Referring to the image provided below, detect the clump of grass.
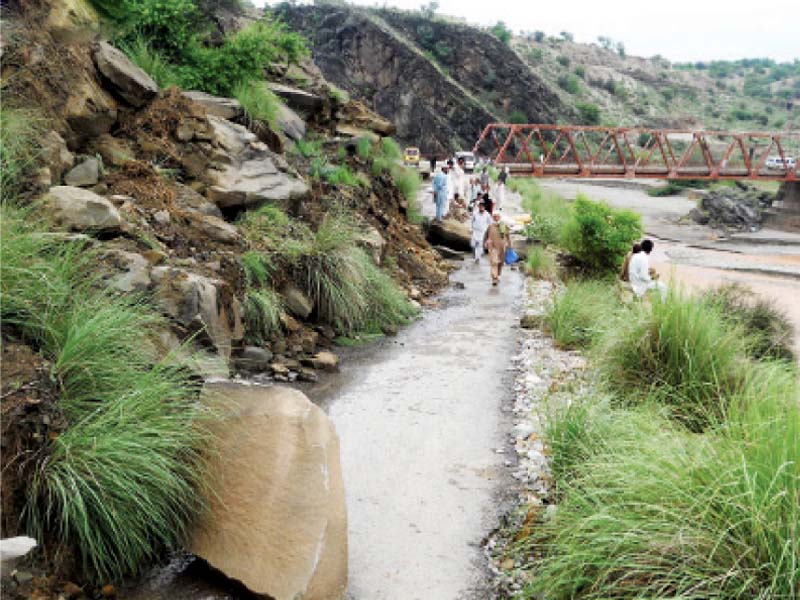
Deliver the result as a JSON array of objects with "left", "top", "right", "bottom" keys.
[
  {"left": 1, "top": 203, "right": 208, "bottom": 582},
  {"left": 513, "top": 178, "right": 573, "bottom": 246},
  {"left": 292, "top": 138, "right": 322, "bottom": 159},
  {"left": 704, "top": 283, "right": 795, "bottom": 362},
  {"left": 238, "top": 203, "right": 293, "bottom": 243},
  {"left": 243, "top": 288, "right": 283, "bottom": 343},
  {"left": 525, "top": 246, "right": 557, "bottom": 279},
  {"left": 594, "top": 288, "right": 750, "bottom": 431},
  {"left": 529, "top": 373, "right": 799, "bottom": 599},
  {"left": 356, "top": 137, "right": 373, "bottom": 160},
  {"left": 544, "top": 280, "right": 618, "bottom": 349},
  {"left": 240, "top": 250, "right": 275, "bottom": 287},
  {"left": 0, "top": 107, "right": 45, "bottom": 198},
  {"left": 123, "top": 35, "right": 180, "bottom": 88},
  {"left": 233, "top": 79, "right": 282, "bottom": 130}
]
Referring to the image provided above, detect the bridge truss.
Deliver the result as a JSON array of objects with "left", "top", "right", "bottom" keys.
[{"left": 473, "top": 124, "right": 800, "bottom": 181}]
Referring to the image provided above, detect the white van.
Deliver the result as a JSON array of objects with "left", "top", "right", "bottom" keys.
[{"left": 765, "top": 156, "right": 797, "bottom": 170}]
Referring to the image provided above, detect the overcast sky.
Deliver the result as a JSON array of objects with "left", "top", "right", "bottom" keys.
[{"left": 259, "top": 0, "right": 798, "bottom": 63}]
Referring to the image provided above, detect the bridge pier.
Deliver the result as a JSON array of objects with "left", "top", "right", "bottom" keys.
[{"left": 764, "top": 182, "right": 800, "bottom": 232}]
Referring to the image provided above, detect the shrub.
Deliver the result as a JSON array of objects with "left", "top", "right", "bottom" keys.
[
  {"left": 1, "top": 204, "right": 207, "bottom": 581},
  {"left": 704, "top": 283, "right": 795, "bottom": 362},
  {"left": 557, "top": 74, "right": 581, "bottom": 94},
  {"left": 576, "top": 102, "right": 600, "bottom": 125},
  {"left": 544, "top": 280, "right": 618, "bottom": 349},
  {"left": 490, "top": 21, "right": 512, "bottom": 45},
  {"left": 573, "top": 65, "right": 585, "bottom": 79},
  {"left": 509, "top": 109, "right": 528, "bottom": 124},
  {"left": 594, "top": 290, "right": 754, "bottom": 431},
  {"left": 238, "top": 203, "right": 292, "bottom": 243},
  {"left": 525, "top": 246, "right": 557, "bottom": 280},
  {"left": 561, "top": 195, "right": 642, "bottom": 273},
  {"left": 123, "top": 35, "right": 180, "bottom": 87},
  {"left": 292, "top": 138, "right": 322, "bottom": 159},
  {"left": 513, "top": 178, "right": 573, "bottom": 245},
  {"left": 0, "top": 107, "right": 44, "bottom": 199},
  {"left": 356, "top": 137, "right": 373, "bottom": 160},
  {"left": 556, "top": 55, "right": 570, "bottom": 67},
  {"left": 233, "top": 80, "right": 281, "bottom": 129}
]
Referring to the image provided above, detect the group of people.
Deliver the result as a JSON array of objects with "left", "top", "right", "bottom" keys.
[
  {"left": 433, "top": 160, "right": 512, "bottom": 287},
  {"left": 620, "top": 238, "right": 667, "bottom": 299}
]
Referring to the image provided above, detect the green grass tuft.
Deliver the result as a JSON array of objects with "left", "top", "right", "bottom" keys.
[
  {"left": 122, "top": 35, "right": 180, "bottom": 88},
  {"left": 243, "top": 288, "right": 283, "bottom": 343},
  {"left": 525, "top": 246, "right": 557, "bottom": 279},
  {"left": 545, "top": 280, "right": 618, "bottom": 349},
  {"left": 233, "top": 80, "right": 282, "bottom": 130},
  {"left": 0, "top": 107, "right": 45, "bottom": 199},
  {"left": 240, "top": 251, "right": 275, "bottom": 288}
]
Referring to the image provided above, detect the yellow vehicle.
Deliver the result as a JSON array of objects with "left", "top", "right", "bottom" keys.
[{"left": 403, "top": 147, "right": 421, "bottom": 166}]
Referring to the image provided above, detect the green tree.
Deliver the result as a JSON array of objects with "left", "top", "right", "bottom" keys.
[
  {"left": 576, "top": 102, "right": 600, "bottom": 125},
  {"left": 491, "top": 21, "right": 512, "bottom": 45}
]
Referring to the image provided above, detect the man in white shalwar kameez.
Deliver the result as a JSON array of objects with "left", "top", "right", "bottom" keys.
[
  {"left": 629, "top": 239, "right": 666, "bottom": 299},
  {"left": 470, "top": 201, "right": 492, "bottom": 262}
]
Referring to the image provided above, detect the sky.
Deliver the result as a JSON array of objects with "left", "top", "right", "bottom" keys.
[{"left": 259, "top": 0, "right": 799, "bottom": 63}]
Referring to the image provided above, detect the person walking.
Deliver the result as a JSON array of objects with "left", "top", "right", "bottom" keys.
[
  {"left": 470, "top": 201, "right": 492, "bottom": 262},
  {"left": 432, "top": 164, "right": 449, "bottom": 223},
  {"left": 496, "top": 165, "right": 509, "bottom": 211},
  {"left": 628, "top": 239, "right": 666, "bottom": 299},
  {"left": 483, "top": 212, "right": 510, "bottom": 286}
]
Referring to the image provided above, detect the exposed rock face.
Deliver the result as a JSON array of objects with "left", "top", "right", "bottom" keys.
[
  {"left": 101, "top": 249, "right": 152, "bottom": 293},
  {"left": 182, "top": 91, "right": 244, "bottom": 120},
  {"left": 43, "top": 186, "right": 122, "bottom": 232},
  {"left": 427, "top": 218, "right": 472, "bottom": 251},
  {"left": 690, "top": 186, "right": 774, "bottom": 231},
  {"left": 278, "top": 5, "right": 565, "bottom": 153},
  {"left": 204, "top": 116, "right": 308, "bottom": 209},
  {"left": 63, "top": 157, "right": 101, "bottom": 187},
  {"left": 93, "top": 42, "right": 159, "bottom": 107},
  {"left": 268, "top": 82, "right": 325, "bottom": 112},
  {"left": 191, "top": 383, "right": 348, "bottom": 600},
  {"left": 150, "top": 267, "right": 243, "bottom": 362},
  {"left": 276, "top": 102, "right": 307, "bottom": 141}
]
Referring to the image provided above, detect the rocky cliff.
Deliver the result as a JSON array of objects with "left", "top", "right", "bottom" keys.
[{"left": 278, "top": 4, "right": 567, "bottom": 155}]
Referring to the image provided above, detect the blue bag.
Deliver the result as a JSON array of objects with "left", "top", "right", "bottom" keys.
[{"left": 505, "top": 247, "right": 519, "bottom": 264}]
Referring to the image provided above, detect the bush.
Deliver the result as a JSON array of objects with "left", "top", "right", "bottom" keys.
[
  {"left": 1, "top": 204, "right": 207, "bottom": 581},
  {"left": 544, "top": 280, "right": 618, "bottom": 349},
  {"left": 513, "top": 178, "right": 573, "bottom": 246},
  {"left": 576, "top": 102, "right": 600, "bottom": 125},
  {"left": 525, "top": 246, "right": 557, "bottom": 280},
  {"left": 556, "top": 55, "right": 570, "bottom": 67},
  {"left": 490, "top": 21, "right": 512, "bottom": 45},
  {"left": 561, "top": 195, "right": 642, "bottom": 273},
  {"left": 530, "top": 377, "right": 799, "bottom": 599},
  {"left": 292, "top": 138, "right": 322, "bottom": 159},
  {"left": 704, "top": 283, "right": 795, "bottom": 362},
  {"left": 557, "top": 74, "right": 581, "bottom": 94},
  {"left": 123, "top": 35, "right": 180, "bottom": 87}
]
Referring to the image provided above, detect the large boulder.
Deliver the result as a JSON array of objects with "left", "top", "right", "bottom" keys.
[
  {"left": 204, "top": 116, "right": 308, "bottom": 209},
  {"left": 182, "top": 91, "right": 244, "bottom": 120},
  {"left": 150, "top": 267, "right": 243, "bottom": 362},
  {"left": 282, "top": 284, "right": 313, "bottom": 319},
  {"left": 41, "top": 130, "right": 75, "bottom": 183},
  {"left": 191, "top": 383, "right": 348, "bottom": 600},
  {"left": 267, "top": 82, "right": 324, "bottom": 112},
  {"left": 101, "top": 249, "right": 151, "bottom": 293},
  {"left": 64, "top": 80, "right": 118, "bottom": 141},
  {"left": 276, "top": 103, "right": 307, "bottom": 141},
  {"left": 43, "top": 186, "right": 122, "bottom": 232},
  {"left": 193, "top": 213, "right": 241, "bottom": 244},
  {"left": 93, "top": 42, "right": 159, "bottom": 107},
  {"left": 427, "top": 218, "right": 472, "bottom": 252}
]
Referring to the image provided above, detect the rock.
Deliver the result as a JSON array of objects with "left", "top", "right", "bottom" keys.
[
  {"left": 175, "top": 184, "right": 223, "bottom": 218},
  {"left": 101, "top": 249, "right": 151, "bottom": 293},
  {"left": 434, "top": 245, "right": 465, "bottom": 260},
  {"left": 33, "top": 166, "right": 52, "bottom": 190},
  {"left": 64, "top": 157, "right": 101, "bottom": 187},
  {"left": 153, "top": 210, "right": 171, "bottom": 225},
  {"left": 235, "top": 346, "right": 274, "bottom": 372},
  {"left": 43, "top": 186, "right": 122, "bottom": 232},
  {"left": 356, "top": 225, "right": 386, "bottom": 265},
  {"left": 346, "top": 100, "right": 396, "bottom": 136},
  {"left": 281, "top": 284, "right": 313, "bottom": 319},
  {"left": 195, "top": 214, "right": 241, "bottom": 244},
  {"left": 267, "top": 82, "right": 324, "bottom": 112},
  {"left": 520, "top": 313, "right": 544, "bottom": 330},
  {"left": 100, "top": 584, "right": 116, "bottom": 597},
  {"left": 41, "top": 130, "right": 74, "bottom": 183},
  {"left": 204, "top": 116, "right": 308, "bottom": 209},
  {"left": 190, "top": 383, "right": 347, "bottom": 600},
  {"left": 275, "top": 103, "right": 306, "bottom": 141},
  {"left": 182, "top": 91, "right": 244, "bottom": 120},
  {"left": 62, "top": 581, "right": 84, "bottom": 598},
  {"left": 334, "top": 124, "right": 379, "bottom": 143},
  {"left": 298, "top": 368, "right": 319, "bottom": 382},
  {"left": 693, "top": 186, "right": 772, "bottom": 231},
  {"left": 150, "top": 267, "right": 243, "bottom": 362},
  {"left": 270, "top": 362, "right": 290, "bottom": 376},
  {"left": 142, "top": 249, "right": 168, "bottom": 265},
  {"left": 64, "top": 81, "right": 118, "bottom": 141},
  {"left": 427, "top": 218, "right": 472, "bottom": 252},
  {"left": 93, "top": 41, "right": 159, "bottom": 107},
  {"left": 309, "top": 351, "right": 339, "bottom": 372},
  {"left": 90, "top": 134, "right": 134, "bottom": 167}
]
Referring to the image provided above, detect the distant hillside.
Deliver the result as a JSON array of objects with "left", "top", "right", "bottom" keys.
[{"left": 277, "top": 4, "right": 566, "bottom": 155}]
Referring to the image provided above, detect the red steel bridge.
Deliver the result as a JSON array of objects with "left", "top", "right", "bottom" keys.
[{"left": 473, "top": 124, "right": 800, "bottom": 182}]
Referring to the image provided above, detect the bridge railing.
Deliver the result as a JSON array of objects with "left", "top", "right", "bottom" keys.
[{"left": 473, "top": 124, "right": 800, "bottom": 181}]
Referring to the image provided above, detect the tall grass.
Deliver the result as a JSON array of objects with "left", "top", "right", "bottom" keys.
[
  {"left": 528, "top": 372, "right": 799, "bottom": 599},
  {"left": 544, "top": 280, "right": 618, "bottom": 349},
  {"left": 123, "top": 35, "right": 180, "bottom": 88},
  {"left": 0, "top": 107, "right": 44, "bottom": 198},
  {"left": 233, "top": 80, "right": 281, "bottom": 130},
  {"left": 513, "top": 178, "right": 573, "bottom": 246},
  {"left": 594, "top": 288, "right": 752, "bottom": 431},
  {"left": 1, "top": 204, "right": 208, "bottom": 581},
  {"left": 244, "top": 288, "right": 283, "bottom": 343},
  {"left": 525, "top": 246, "right": 557, "bottom": 279}
]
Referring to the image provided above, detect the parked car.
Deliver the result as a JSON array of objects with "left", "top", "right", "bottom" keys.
[
  {"left": 454, "top": 151, "right": 476, "bottom": 172},
  {"left": 403, "top": 147, "right": 421, "bottom": 166},
  {"left": 765, "top": 155, "right": 797, "bottom": 170}
]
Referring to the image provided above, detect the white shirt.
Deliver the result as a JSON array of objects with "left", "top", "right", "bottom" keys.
[
  {"left": 471, "top": 210, "right": 492, "bottom": 241},
  {"left": 628, "top": 252, "right": 652, "bottom": 297}
]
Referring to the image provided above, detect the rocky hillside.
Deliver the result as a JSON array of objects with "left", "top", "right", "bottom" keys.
[{"left": 277, "top": 4, "right": 566, "bottom": 155}]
